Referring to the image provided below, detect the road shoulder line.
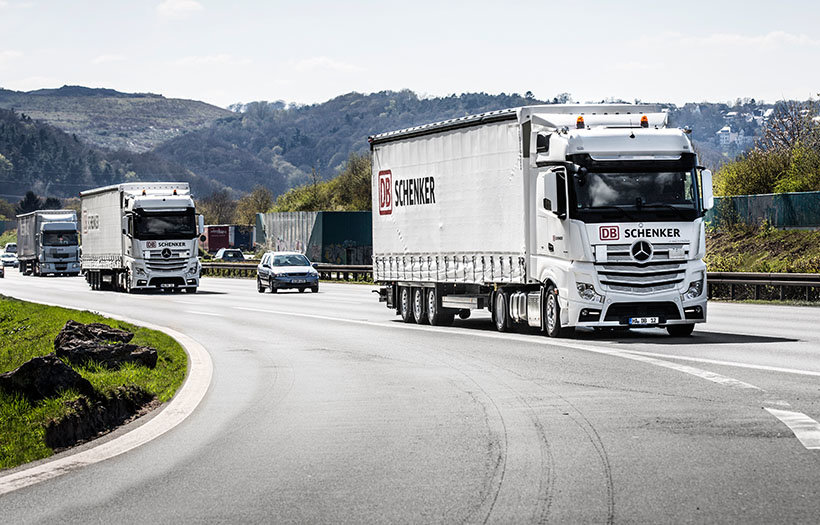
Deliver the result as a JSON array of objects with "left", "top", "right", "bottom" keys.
[{"left": 0, "top": 304, "right": 213, "bottom": 496}]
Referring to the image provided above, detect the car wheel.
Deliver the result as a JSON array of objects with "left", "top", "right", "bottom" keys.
[
  {"left": 257, "top": 278, "right": 266, "bottom": 293},
  {"left": 299, "top": 287, "right": 306, "bottom": 293},
  {"left": 311, "top": 285, "right": 319, "bottom": 293}
]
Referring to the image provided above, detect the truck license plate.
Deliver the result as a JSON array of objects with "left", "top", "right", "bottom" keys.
[
  {"left": 629, "top": 317, "right": 659, "bottom": 325},
  {"left": 161, "top": 283, "right": 174, "bottom": 288}
]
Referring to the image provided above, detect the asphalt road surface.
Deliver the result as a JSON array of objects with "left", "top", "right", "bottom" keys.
[{"left": 1, "top": 271, "right": 819, "bottom": 523}]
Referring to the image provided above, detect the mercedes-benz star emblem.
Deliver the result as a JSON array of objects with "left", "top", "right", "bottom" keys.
[
  {"left": 631, "top": 240, "right": 652, "bottom": 262},
  {"left": 161, "top": 248, "right": 172, "bottom": 259}
]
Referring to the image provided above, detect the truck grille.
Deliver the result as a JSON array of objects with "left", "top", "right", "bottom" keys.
[
  {"left": 596, "top": 243, "right": 689, "bottom": 294},
  {"left": 146, "top": 249, "right": 187, "bottom": 272}
]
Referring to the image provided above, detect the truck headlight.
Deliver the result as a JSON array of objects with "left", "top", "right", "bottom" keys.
[
  {"left": 134, "top": 266, "right": 147, "bottom": 276},
  {"left": 576, "top": 282, "right": 604, "bottom": 303},
  {"left": 682, "top": 275, "right": 704, "bottom": 300}
]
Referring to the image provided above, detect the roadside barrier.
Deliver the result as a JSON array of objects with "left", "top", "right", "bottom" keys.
[
  {"left": 707, "top": 272, "right": 820, "bottom": 301},
  {"left": 200, "top": 262, "right": 373, "bottom": 282},
  {"left": 200, "top": 263, "right": 818, "bottom": 300}
]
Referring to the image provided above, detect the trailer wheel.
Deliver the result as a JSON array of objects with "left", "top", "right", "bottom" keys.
[
  {"left": 666, "top": 324, "right": 695, "bottom": 337},
  {"left": 427, "top": 288, "right": 454, "bottom": 327},
  {"left": 412, "top": 288, "right": 429, "bottom": 324},
  {"left": 493, "top": 291, "right": 510, "bottom": 332},
  {"left": 399, "top": 286, "right": 415, "bottom": 323}
]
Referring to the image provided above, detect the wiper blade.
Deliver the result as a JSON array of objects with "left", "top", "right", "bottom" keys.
[
  {"left": 582, "top": 205, "right": 639, "bottom": 221},
  {"left": 641, "top": 203, "right": 692, "bottom": 219}
]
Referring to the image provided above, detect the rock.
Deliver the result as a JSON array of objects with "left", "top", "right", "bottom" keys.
[
  {"left": 0, "top": 355, "right": 95, "bottom": 402},
  {"left": 54, "top": 320, "right": 157, "bottom": 369},
  {"left": 54, "top": 320, "right": 133, "bottom": 352}
]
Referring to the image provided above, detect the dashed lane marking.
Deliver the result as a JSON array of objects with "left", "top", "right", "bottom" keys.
[{"left": 765, "top": 408, "right": 820, "bottom": 449}]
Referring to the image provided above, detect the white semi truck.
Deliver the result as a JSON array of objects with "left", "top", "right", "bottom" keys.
[
  {"left": 16, "top": 209, "right": 81, "bottom": 276},
  {"left": 370, "top": 104, "right": 714, "bottom": 337},
  {"left": 80, "top": 182, "right": 204, "bottom": 293}
]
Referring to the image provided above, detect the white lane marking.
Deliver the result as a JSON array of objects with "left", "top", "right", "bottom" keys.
[
  {"left": 621, "top": 350, "right": 820, "bottom": 378},
  {"left": 232, "top": 306, "right": 760, "bottom": 391},
  {"left": 173, "top": 300, "right": 201, "bottom": 305},
  {"left": 765, "top": 408, "right": 820, "bottom": 449},
  {"left": 0, "top": 309, "right": 213, "bottom": 496},
  {"left": 185, "top": 310, "right": 222, "bottom": 317}
]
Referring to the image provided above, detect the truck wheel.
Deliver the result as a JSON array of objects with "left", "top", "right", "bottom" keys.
[
  {"left": 257, "top": 278, "right": 266, "bottom": 293},
  {"left": 413, "top": 288, "right": 429, "bottom": 325},
  {"left": 493, "top": 291, "right": 510, "bottom": 332},
  {"left": 399, "top": 286, "right": 415, "bottom": 323},
  {"left": 667, "top": 324, "right": 695, "bottom": 337},
  {"left": 544, "top": 285, "right": 573, "bottom": 338},
  {"left": 427, "top": 288, "right": 454, "bottom": 326}
]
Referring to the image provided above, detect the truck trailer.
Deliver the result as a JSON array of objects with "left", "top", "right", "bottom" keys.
[
  {"left": 16, "top": 209, "right": 81, "bottom": 276},
  {"left": 370, "top": 104, "right": 714, "bottom": 337},
  {"left": 80, "top": 182, "right": 204, "bottom": 293}
]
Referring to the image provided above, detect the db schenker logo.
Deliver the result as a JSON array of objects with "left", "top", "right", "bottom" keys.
[
  {"left": 378, "top": 170, "right": 392, "bottom": 215},
  {"left": 599, "top": 225, "right": 619, "bottom": 241}
]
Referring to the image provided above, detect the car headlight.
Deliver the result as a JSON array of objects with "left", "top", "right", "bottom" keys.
[
  {"left": 576, "top": 282, "right": 604, "bottom": 303},
  {"left": 682, "top": 275, "right": 704, "bottom": 300}
]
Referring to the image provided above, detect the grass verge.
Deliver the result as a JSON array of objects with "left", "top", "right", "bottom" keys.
[
  {"left": 0, "top": 295, "right": 186, "bottom": 470},
  {"left": 705, "top": 225, "right": 820, "bottom": 273}
]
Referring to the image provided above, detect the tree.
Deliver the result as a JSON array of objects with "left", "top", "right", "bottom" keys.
[
  {"left": 235, "top": 186, "right": 274, "bottom": 226},
  {"left": 15, "top": 191, "right": 42, "bottom": 215},
  {"left": 42, "top": 197, "right": 62, "bottom": 210},
  {"left": 198, "top": 190, "right": 236, "bottom": 224},
  {"left": 0, "top": 198, "right": 15, "bottom": 220}
]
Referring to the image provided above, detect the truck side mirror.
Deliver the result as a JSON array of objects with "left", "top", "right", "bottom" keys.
[
  {"left": 543, "top": 170, "right": 567, "bottom": 219},
  {"left": 198, "top": 214, "right": 205, "bottom": 235},
  {"left": 701, "top": 169, "right": 714, "bottom": 211},
  {"left": 121, "top": 216, "right": 129, "bottom": 236}
]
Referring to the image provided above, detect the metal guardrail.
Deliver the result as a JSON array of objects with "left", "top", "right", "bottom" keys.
[
  {"left": 200, "top": 262, "right": 373, "bottom": 281},
  {"left": 200, "top": 263, "right": 819, "bottom": 300},
  {"left": 707, "top": 272, "right": 820, "bottom": 301}
]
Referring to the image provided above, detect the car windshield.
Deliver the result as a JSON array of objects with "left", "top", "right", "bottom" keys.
[
  {"left": 222, "top": 251, "right": 243, "bottom": 259},
  {"left": 273, "top": 254, "right": 310, "bottom": 267},
  {"left": 43, "top": 231, "right": 78, "bottom": 246},
  {"left": 134, "top": 209, "right": 197, "bottom": 240}
]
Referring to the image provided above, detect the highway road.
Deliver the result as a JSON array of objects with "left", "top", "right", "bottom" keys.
[{"left": 1, "top": 271, "right": 819, "bottom": 523}]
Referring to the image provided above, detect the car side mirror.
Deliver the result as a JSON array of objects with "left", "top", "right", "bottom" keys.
[{"left": 701, "top": 169, "right": 714, "bottom": 211}]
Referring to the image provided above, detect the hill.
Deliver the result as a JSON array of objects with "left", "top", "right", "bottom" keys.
[
  {"left": 0, "top": 108, "right": 224, "bottom": 200},
  {"left": 0, "top": 86, "right": 231, "bottom": 153}
]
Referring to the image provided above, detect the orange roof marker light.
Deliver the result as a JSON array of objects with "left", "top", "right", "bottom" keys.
[
  {"left": 640, "top": 115, "right": 649, "bottom": 128},
  {"left": 142, "top": 189, "right": 147, "bottom": 195},
  {"left": 576, "top": 116, "right": 585, "bottom": 129},
  {"left": 173, "top": 189, "right": 178, "bottom": 195}
]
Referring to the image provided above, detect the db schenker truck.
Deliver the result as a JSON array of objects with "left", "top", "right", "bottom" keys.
[
  {"left": 80, "top": 182, "right": 204, "bottom": 293},
  {"left": 16, "top": 210, "right": 81, "bottom": 276},
  {"left": 370, "top": 104, "right": 714, "bottom": 337}
]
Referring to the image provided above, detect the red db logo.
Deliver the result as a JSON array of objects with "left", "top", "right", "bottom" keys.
[
  {"left": 378, "top": 170, "right": 392, "bottom": 215},
  {"left": 599, "top": 225, "right": 619, "bottom": 241}
]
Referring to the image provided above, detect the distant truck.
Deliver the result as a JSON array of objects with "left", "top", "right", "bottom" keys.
[
  {"left": 370, "top": 104, "right": 714, "bottom": 337},
  {"left": 16, "top": 210, "right": 81, "bottom": 276},
  {"left": 80, "top": 182, "right": 204, "bottom": 293},
  {"left": 200, "top": 224, "right": 255, "bottom": 253}
]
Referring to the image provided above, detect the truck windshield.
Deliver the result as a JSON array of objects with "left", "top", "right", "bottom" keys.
[
  {"left": 133, "top": 209, "right": 197, "bottom": 240},
  {"left": 43, "top": 231, "right": 78, "bottom": 246}
]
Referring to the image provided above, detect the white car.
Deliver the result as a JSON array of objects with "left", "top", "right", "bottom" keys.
[
  {"left": 0, "top": 252, "right": 18, "bottom": 268},
  {"left": 256, "top": 251, "right": 320, "bottom": 293}
]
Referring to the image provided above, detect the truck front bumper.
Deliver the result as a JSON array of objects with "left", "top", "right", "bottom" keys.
[
  {"left": 566, "top": 289, "right": 707, "bottom": 328},
  {"left": 40, "top": 261, "right": 81, "bottom": 275}
]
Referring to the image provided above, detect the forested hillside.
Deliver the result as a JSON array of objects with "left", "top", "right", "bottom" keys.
[
  {"left": 0, "top": 109, "right": 223, "bottom": 200},
  {"left": 0, "top": 86, "right": 230, "bottom": 152}
]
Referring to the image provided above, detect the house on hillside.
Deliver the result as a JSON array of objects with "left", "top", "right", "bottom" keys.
[{"left": 716, "top": 125, "right": 738, "bottom": 146}]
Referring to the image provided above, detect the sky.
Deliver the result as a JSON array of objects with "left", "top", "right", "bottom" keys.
[{"left": 0, "top": 0, "right": 818, "bottom": 108}]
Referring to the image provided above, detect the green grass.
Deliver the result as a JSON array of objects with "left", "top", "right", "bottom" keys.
[
  {"left": 0, "top": 296, "right": 186, "bottom": 469},
  {"left": 705, "top": 225, "right": 820, "bottom": 273}
]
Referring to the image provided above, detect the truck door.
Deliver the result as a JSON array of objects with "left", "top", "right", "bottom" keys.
[{"left": 535, "top": 169, "right": 568, "bottom": 257}]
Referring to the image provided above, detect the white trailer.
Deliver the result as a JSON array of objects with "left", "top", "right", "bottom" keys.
[
  {"left": 370, "top": 105, "right": 714, "bottom": 337},
  {"left": 16, "top": 210, "right": 81, "bottom": 276},
  {"left": 80, "top": 182, "right": 204, "bottom": 293}
]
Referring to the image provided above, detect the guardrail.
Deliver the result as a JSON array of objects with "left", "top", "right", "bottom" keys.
[
  {"left": 200, "top": 263, "right": 819, "bottom": 300},
  {"left": 707, "top": 272, "right": 820, "bottom": 301},
  {"left": 200, "top": 262, "right": 373, "bottom": 282}
]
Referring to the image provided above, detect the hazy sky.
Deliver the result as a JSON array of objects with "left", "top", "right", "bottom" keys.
[{"left": 1, "top": 0, "right": 818, "bottom": 108}]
